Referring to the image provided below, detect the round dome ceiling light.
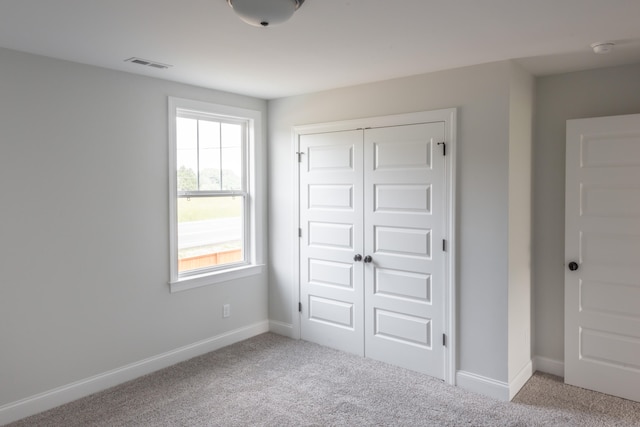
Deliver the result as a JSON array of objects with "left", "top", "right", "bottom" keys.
[
  {"left": 590, "top": 42, "right": 615, "bottom": 54},
  {"left": 227, "top": 0, "right": 305, "bottom": 27}
]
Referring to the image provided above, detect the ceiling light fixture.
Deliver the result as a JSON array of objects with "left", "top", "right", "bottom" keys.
[
  {"left": 227, "top": 0, "right": 305, "bottom": 27},
  {"left": 590, "top": 42, "right": 615, "bottom": 54}
]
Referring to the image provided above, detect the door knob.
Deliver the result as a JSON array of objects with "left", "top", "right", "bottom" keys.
[
  {"left": 353, "top": 254, "right": 362, "bottom": 262},
  {"left": 363, "top": 255, "right": 372, "bottom": 263},
  {"left": 568, "top": 261, "right": 579, "bottom": 271}
]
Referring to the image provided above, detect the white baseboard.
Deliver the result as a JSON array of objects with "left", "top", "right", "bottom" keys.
[
  {"left": 533, "top": 355, "right": 564, "bottom": 377},
  {"left": 0, "top": 320, "right": 269, "bottom": 426},
  {"left": 509, "top": 360, "right": 533, "bottom": 400},
  {"left": 457, "top": 360, "right": 534, "bottom": 402},
  {"left": 456, "top": 370, "right": 510, "bottom": 401},
  {"left": 269, "top": 320, "right": 294, "bottom": 338}
]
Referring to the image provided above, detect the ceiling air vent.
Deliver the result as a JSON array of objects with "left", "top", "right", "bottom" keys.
[{"left": 124, "top": 57, "right": 172, "bottom": 70}]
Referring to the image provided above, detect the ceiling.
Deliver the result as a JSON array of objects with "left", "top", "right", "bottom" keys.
[{"left": 1, "top": 0, "right": 640, "bottom": 99}]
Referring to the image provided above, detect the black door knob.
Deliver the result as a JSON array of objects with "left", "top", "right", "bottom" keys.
[
  {"left": 363, "top": 255, "right": 372, "bottom": 263},
  {"left": 568, "top": 262, "right": 579, "bottom": 271},
  {"left": 353, "top": 254, "right": 362, "bottom": 262}
]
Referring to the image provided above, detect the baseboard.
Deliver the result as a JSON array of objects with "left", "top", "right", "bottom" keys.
[
  {"left": 456, "top": 371, "right": 510, "bottom": 401},
  {"left": 509, "top": 360, "right": 533, "bottom": 400},
  {"left": 269, "top": 320, "right": 294, "bottom": 338},
  {"left": 533, "top": 355, "right": 564, "bottom": 377},
  {"left": 0, "top": 320, "right": 269, "bottom": 426}
]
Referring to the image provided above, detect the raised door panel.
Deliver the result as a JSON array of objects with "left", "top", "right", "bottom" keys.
[{"left": 374, "top": 268, "right": 432, "bottom": 303}]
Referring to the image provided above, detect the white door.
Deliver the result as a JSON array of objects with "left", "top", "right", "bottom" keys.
[
  {"left": 565, "top": 113, "right": 640, "bottom": 402},
  {"left": 299, "top": 121, "right": 447, "bottom": 379},
  {"left": 299, "top": 130, "right": 365, "bottom": 355},
  {"left": 363, "top": 123, "right": 445, "bottom": 378}
]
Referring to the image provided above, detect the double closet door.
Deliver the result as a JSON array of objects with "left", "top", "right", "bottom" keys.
[{"left": 298, "top": 121, "right": 447, "bottom": 379}]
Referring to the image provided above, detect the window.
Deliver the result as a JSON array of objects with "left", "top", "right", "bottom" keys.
[{"left": 168, "top": 98, "right": 263, "bottom": 292}]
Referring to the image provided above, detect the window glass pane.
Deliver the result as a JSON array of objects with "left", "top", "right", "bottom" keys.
[
  {"left": 198, "top": 120, "right": 221, "bottom": 191},
  {"left": 177, "top": 196, "right": 244, "bottom": 273},
  {"left": 176, "top": 118, "right": 198, "bottom": 191},
  {"left": 221, "top": 123, "right": 243, "bottom": 191}
]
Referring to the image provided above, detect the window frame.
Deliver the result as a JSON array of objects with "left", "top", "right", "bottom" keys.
[{"left": 168, "top": 97, "right": 263, "bottom": 292}]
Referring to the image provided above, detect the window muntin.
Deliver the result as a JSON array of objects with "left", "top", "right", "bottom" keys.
[{"left": 176, "top": 117, "right": 244, "bottom": 192}]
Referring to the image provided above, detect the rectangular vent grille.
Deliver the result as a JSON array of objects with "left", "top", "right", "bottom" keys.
[{"left": 125, "top": 57, "right": 171, "bottom": 70}]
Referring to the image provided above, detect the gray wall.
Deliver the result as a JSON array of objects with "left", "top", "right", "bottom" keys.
[
  {"left": 0, "top": 48, "right": 268, "bottom": 406},
  {"left": 533, "top": 62, "right": 640, "bottom": 363},
  {"left": 268, "top": 61, "right": 517, "bottom": 382}
]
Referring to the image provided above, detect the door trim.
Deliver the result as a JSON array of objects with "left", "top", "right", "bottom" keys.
[{"left": 292, "top": 108, "right": 457, "bottom": 384}]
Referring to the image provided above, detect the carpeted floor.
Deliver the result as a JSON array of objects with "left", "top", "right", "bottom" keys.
[{"left": 7, "top": 333, "right": 640, "bottom": 426}]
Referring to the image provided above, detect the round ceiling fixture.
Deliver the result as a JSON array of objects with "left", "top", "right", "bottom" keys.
[
  {"left": 590, "top": 42, "right": 615, "bottom": 54},
  {"left": 227, "top": 0, "right": 305, "bottom": 27}
]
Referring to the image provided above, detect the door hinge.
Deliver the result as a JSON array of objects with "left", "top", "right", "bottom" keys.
[
  {"left": 437, "top": 142, "right": 446, "bottom": 156},
  {"left": 298, "top": 228, "right": 302, "bottom": 238},
  {"left": 296, "top": 151, "right": 304, "bottom": 162},
  {"left": 443, "top": 333, "right": 446, "bottom": 346},
  {"left": 298, "top": 302, "right": 302, "bottom": 312},
  {"left": 442, "top": 239, "right": 446, "bottom": 252}
]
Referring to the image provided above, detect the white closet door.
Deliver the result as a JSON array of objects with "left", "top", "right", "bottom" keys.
[
  {"left": 363, "top": 123, "right": 446, "bottom": 379},
  {"left": 298, "top": 117, "right": 450, "bottom": 381},
  {"left": 299, "top": 130, "right": 364, "bottom": 356},
  {"left": 565, "top": 113, "right": 640, "bottom": 402}
]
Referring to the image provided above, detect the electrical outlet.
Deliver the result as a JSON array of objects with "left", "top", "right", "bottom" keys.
[{"left": 223, "top": 304, "right": 231, "bottom": 318}]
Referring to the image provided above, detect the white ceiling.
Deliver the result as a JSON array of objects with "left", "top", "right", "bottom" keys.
[{"left": 1, "top": 0, "right": 640, "bottom": 99}]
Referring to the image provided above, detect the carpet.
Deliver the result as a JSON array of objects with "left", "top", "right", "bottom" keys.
[{"left": 7, "top": 333, "right": 640, "bottom": 426}]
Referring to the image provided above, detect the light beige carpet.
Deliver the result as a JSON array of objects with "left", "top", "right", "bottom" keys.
[{"left": 7, "top": 333, "right": 640, "bottom": 426}]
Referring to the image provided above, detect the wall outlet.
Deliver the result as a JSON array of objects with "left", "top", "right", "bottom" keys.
[{"left": 223, "top": 304, "right": 231, "bottom": 318}]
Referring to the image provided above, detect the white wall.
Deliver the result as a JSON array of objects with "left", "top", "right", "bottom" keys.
[
  {"left": 0, "top": 47, "right": 268, "bottom": 412},
  {"left": 268, "top": 61, "right": 516, "bottom": 383},
  {"left": 533, "top": 62, "right": 640, "bottom": 368}
]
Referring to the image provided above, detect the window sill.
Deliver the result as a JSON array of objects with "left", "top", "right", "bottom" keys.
[{"left": 169, "top": 264, "right": 264, "bottom": 293}]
